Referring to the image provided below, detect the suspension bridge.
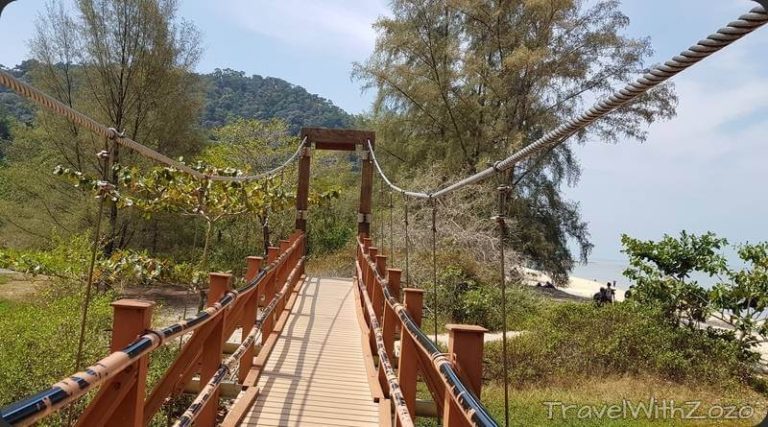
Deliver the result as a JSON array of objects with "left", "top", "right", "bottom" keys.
[{"left": 0, "top": 3, "right": 767, "bottom": 427}]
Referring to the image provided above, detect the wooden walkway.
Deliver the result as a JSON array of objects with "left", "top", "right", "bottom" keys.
[{"left": 240, "top": 277, "right": 379, "bottom": 426}]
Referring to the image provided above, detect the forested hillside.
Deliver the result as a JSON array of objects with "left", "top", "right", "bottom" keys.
[
  {"left": 202, "top": 69, "right": 353, "bottom": 132},
  {"left": 0, "top": 63, "right": 352, "bottom": 134}
]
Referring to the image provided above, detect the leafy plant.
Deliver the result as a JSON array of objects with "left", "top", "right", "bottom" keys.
[{"left": 621, "top": 231, "right": 727, "bottom": 327}]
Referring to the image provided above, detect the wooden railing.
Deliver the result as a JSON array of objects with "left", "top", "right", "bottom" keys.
[
  {"left": 0, "top": 231, "right": 306, "bottom": 427},
  {"left": 355, "top": 237, "right": 498, "bottom": 427}
]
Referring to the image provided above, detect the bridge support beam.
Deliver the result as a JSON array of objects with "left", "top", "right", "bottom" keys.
[
  {"left": 295, "top": 145, "right": 311, "bottom": 231},
  {"left": 443, "top": 324, "right": 488, "bottom": 427},
  {"left": 76, "top": 299, "right": 154, "bottom": 427}
]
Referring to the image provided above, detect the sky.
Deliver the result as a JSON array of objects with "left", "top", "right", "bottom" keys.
[{"left": 1, "top": 0, "right": 767, "bottom": 279}]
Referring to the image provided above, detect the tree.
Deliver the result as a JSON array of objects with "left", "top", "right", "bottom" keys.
[
  {"left": 711, "top": 243, "right": 768, "bottom": 348},
  {"left": 203, "top": 118, "right": 300, "bottom": 254},
  {"left": 354, "top": 0, "right": 677, "bottom": 281},
  {"left": 621, "top": 231, "right": 727, "bottom": 327},
  {"left": 31, "top": 0, "right": 203, "bottom": 255}
]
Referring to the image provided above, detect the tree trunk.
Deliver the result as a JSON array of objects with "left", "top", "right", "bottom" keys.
[
  {"left": 201, "top": 220, "right": 213, "bottom": 269},
  {"left": 104, "top": 144, "right": 119, "bottom": 256},
  {"left": 261, "top": 214, "right": 271, "bottom": 256}
]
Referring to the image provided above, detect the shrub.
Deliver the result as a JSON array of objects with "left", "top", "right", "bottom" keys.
[
  {"left": 0, "top": 291, "right": 113, "bottom": 408},
  {"left": 484, "top": 302, "right": 755, "bottom": 388}
]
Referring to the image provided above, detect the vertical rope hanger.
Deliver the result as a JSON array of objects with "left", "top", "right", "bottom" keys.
[
  {"left": 431, "top": 198, "right": 438, "bottom": 345},
  {"left": 389, "top": 191, "right": 394, "bottom": 263},
  {"left": 69, "top": 137, "right": 113, "bottom": 426},
  {"left": 495, "top": 183, "right": 511, "bottom": 427},
  {"left": 379, "top": 176, "right": 385, "bottom": 248},
  {"left": 403, "top": 194, "right": 411, "bottom": 287}
]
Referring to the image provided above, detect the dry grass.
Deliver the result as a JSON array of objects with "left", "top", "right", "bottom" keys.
[
  {"left": 304, "top": 241, "right": 356, "bottom": 278},
  {"left": 479, "top": 376, "right": 766, "bottom": 426},
  {"left": 0, "top": 272, "right": 47, "bottom": 302}
]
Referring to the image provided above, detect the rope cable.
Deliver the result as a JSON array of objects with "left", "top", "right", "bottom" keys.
[
  {"left": 404, "top": 194, "right": 411, "bottom": 287},
  {"left": 389, "top": 191, "right": 394, "bottom": 264},
  {"left": 69, "top": 139, "right": 112, "bottom": 426},
  {"left": 495, "top": 184, "right": 511, "bottom": 427},
  {"left": 363, "top": 6, "right": 768, "bottom": 199},
  {"left": 431, "top": 199, "right": 438, "bottom": 345},
  {"left": 0, "top": 69, "right": 306, "bottom": 182}
]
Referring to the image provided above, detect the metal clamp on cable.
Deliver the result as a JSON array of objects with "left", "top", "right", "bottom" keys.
[
  {"left": 296, "top": 210, "right": 308, "bottom": 220},
  {"left": 359, "top": 149, "right": 370, "bottom": 161},
  {"left": 357, "top": 213, "right": 372, "bottom": 224},
  {"left": 301, "top": 146, "right": 312, "bottom": 158}
]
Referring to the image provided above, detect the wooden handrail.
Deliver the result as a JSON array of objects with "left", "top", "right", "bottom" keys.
[
  {"left": 0, "top": 232, "right": 305, "bottom": 427},
  {"left": 355, "top": 237, "right": 498, "bottom": 427}
]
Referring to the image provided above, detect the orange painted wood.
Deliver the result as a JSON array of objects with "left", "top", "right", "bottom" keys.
[
  {"left": 197, "top": 273, "right": 232, "bottom": 427},
  {"left": 359, "top": 146, "right": 374, "bottom": 235},
  {"left": 77, "top": 299, "right": 154, "bottom": 427},
  {"left": 300, "top": 127, "right": 375, "bottom": 151},
  {"left": 397, "top": 288, "right": 424, "bottom": 426},
  {"left": 240, "top": 257, "right": 262, "bottom": 382},
  {"left": 443, "top": 325, "right": 487, "bottom": 427},
  {"left": 295, "top": 148, "right": 311, "bottom": 231}
]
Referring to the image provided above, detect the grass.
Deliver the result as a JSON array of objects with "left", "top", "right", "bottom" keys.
[{"left": 481, "top": 377, "right": 765, "bottom": 426}]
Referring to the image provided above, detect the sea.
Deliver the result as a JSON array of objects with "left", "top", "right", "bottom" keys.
[{"left": 571, "top": 259, "right": 719, "bottom": 289}]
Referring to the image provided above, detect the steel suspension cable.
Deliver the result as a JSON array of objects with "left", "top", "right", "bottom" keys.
[
  {"left": 0, "top": 69, "right": 306, "bottom": 182},
  {"left": 363, "top": 5, "right": 768, "bottom": 200}
]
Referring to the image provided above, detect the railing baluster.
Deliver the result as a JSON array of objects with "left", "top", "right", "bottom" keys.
[
  {"left": 240, "top": 256, "right": 262, "bottom": 382},
  {"left": 398, "top": 288, "right": 424, "bottom": 426},
  {"left": 197, "top": 273, "right": 232, "bottom": 426},
  {"left": 76, "top": 300, "right": 154, "bottom": 427},
  {"left": 443, "top": 325, "right": 488, "bottom": 427}
]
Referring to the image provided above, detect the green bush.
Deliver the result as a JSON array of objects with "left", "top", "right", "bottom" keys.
[
  {"left": 0, "top": 291, "right": 113, "bottom": 409},
  {"left": 309, "top": 220, "right": 354, "bottom": 254},
  {"left": 484, "top": 302, "right": 756, "bottom": 388}
]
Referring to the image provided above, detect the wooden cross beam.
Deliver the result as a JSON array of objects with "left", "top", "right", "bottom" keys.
[{"left": 300, "top": 127, "right": 375, "bottom": 151}]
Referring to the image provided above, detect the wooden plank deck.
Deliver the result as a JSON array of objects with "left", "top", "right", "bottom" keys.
[{"left": 240, "top": 277, "right": 379, "bottom": 426}]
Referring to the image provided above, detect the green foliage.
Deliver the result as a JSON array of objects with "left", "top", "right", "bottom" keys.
[
  {"left": 355, "top": 0, "right": 679, "bottom": 281},
  {"left": 0, "top": 62, "right": 36, "bottom": 125},
  {"left": 202, "top": 69, "right": 353, "bottom": 133},
  {"left": 485, "top": 303, "right": 756, "bottom": 388},
  {"left": 711, "top": 242, "right": 768, "bottom": 347},
  {"left": 0, "top": 235, "right": 91, "bottom": 277},
  {"left": 0, "top": 291, "right": 113, "bottom": 408},
  {"left": 622, "top": 231, "right": 727, "bottom": 326}
]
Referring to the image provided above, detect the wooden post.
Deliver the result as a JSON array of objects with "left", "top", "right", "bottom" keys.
[
  {"left": 397, "top": 289, "right": 424, "bottom": 426},
  {"left": 198, "top": 273, "right": 232, "bottom": 427},
  {"left": 76, "top": 300, "right": 154, "bottom": 427},
  {"left": 295, "top": 146, "right": 311, "bottom": 231},
  {"left": 359, "top": 145, "right": 373, "bottom": 236},
  {"left": 240, "top": 257, "right": 262, "bottom": 382},
  {"left": 387, "top": 268, "right": 402, "bottom": 302},
  {"left": 278, "top": 240, "right": 291, "bottom": 311},
  {"left": 442, "top": 325, "right": 488, "bottom": 427},
  {"left": 368, "top": 248, "right": 379, "bottom": 300}
]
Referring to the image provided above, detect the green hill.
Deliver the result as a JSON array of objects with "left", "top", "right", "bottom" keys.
[
  {"left": 0, "top": 63, "right": 354, "bottom": 134},
  {"left": 202, "top": 68, "right": 353, "bottom": 133}
]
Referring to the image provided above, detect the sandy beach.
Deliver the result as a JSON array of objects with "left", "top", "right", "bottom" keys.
[{"left": 518, "top": 267, "right": 626, "bottom": 302}]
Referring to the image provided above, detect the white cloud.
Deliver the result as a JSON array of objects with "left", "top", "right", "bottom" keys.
[{"left": 221, "top": 0, "right": 388, "bottom": 59}]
